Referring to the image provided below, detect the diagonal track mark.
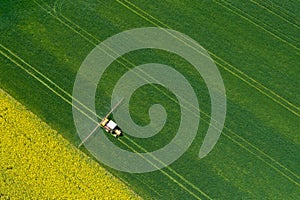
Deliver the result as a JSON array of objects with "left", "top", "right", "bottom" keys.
[
  {"left": 0, "top": 44, "right": 208, "bottom": 199},
  {"left": 118, "top": 0, "right": 300, "bottom": 116},
  {"left": 31, "top": 0, "right": 300, "bottom": 185}
]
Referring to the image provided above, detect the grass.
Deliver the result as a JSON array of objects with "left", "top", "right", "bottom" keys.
[
  {"left": 0, "top": 89, "right": 140, "bottom": 199},
  {"left": 0, "top": 0, "right": 299, "bottom": 199}
]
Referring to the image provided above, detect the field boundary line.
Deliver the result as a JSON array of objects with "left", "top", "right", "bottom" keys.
[
  {"left": 117, "top": 0, "right": 300, "bottom": 116},
  {"left": 28, "top": 0, "right": 300, "bottom": 186}
]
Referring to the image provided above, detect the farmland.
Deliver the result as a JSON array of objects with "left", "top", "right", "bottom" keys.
[
  {"left": 0, "top": 89, "right": 140, "bottom": 199},
  {"left": 0, "top": 0, "right": 299, "bottom": 199}
]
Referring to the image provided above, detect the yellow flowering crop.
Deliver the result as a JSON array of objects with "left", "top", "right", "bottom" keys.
[{"left": 0, "top": 89, "right": 141, "bottom": 199}]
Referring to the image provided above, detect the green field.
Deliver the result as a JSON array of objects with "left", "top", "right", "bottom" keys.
[{"left": 1, "top": 0, "right": 299, "bottom": 199}]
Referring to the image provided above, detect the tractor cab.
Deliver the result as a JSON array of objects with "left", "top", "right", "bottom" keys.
[
  {"left": 100, "top": 118, "right": 123, "bottom": 137},
  {"left": 78, "top": 98, "right": 124, "bottom": 148}
]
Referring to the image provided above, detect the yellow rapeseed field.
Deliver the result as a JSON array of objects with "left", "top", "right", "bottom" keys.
[{"left": 0, "top": 89, "right": 140, "bottom": 199}]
